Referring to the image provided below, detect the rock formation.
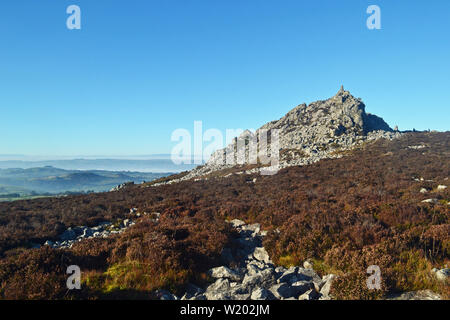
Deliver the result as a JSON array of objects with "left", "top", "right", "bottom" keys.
[{"left": 162, "top": 87, "right": 402, "bottom": 183}]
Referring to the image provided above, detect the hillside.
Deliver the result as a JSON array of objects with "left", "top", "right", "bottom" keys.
[{"left": 0, "top": 131, "right": 448, "bottom": 299}]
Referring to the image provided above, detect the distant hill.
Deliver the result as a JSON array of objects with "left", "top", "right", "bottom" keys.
[
  {"left": 0, "top": 158, "right": 197, "bottom": 172},
  {"left": 0, "top": 167, "right": 171, "bottom": 199}
]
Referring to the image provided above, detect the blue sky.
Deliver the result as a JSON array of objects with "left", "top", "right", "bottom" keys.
[{"left": 0, "top": 0, "right": 449, "bottom": 157}]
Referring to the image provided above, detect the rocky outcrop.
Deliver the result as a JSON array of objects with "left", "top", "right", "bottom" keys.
[{"left": 159, "top": 87, "right": 402, "bottom": 183}]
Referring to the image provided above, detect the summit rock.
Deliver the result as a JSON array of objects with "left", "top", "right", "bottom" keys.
[{"left": 163, "top": 87, "right": 402, "bottom": 181}]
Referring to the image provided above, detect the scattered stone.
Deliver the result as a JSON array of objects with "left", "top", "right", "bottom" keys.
[
  {"left": 253, "top": 247, "right": 270, "bottom": 263},
  {"left": 437, "top": 185, "right": 447, "bottom": 191},
  {"left": 421, "top": 198, "right": 438, "bottom": 204},
  {"left": 205, "top": 279, "right": 231, "bottom": 300},
  {"left": 432, "top": 268, "right": 449, "bottom": 282},
  {"left": 242, "top": 269, "right": 275, "bottom": 290},
  {"left": 229, "top": 219, "right": 246, "bottom": 228},
  {"left": 290, "top": 281, "right": 314, "bottom": 297},
  {"left": 269, "top": 283, "right": 293, "bottom": 299},
  {"left": 320, "top": 274, "right": 337, "bottom": 297},
  {"left": 303, "top": 260, "right": 313, "bottom": 269},
  {"left": 420, "top": 188, "right": 428, "bottom": 193},
  {"left": 242, "top": 223, "right": 261, "bottom": 235},
  {"left": 208, "top": 266, "right": 242, "bottom": 282},
  {"left": 277, "top": 267, "right": 299, "bottom": 284},
  {"left": 387, "top": 290, "right": 441, "bottom": 300},
  {"left": 298, "top": 289, "right": 320, "bottom": 300},
  {"left": 251, "top": 288, "right": 275, "bottom": 300}
]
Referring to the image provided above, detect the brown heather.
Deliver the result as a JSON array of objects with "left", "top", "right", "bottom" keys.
[{"left": 0, "top": 132, "right": 448, "bottom": 299}]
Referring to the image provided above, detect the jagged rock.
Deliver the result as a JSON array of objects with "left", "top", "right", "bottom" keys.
[
  {"left": 296, "top": 267, "right": 321, "bottom": 283},
  {"left": 420, "top": 188, "right": 428, "bottom": 193},
  {"left": 303, "top": 260, "right": 313, "bottom": 269},
  {"left": 275, "top": 266, "right": 287, "bottom": 274},
  {"left": 269, "top": 283, "right": 292, "bottom": 299},
  {"left": 319, "top": 274, "right": 337, "bottom": 297},
  {"left": 228, "top": 285, "right": 251, "bottom": 300},
  {"left": 290, "top": 281, "right": 314, "bottom": 297},
  {"left": 246, "top": 261, "right": 266, "bottom": 276},
  {"left": 298, "top": 289, "right": 320, "bottom": 300},
  {"left": 229, "top": 219, "right": 246, "bottom": 228},
  {"left": 252, "top": 247, "right": 270, "bottom": 263},
  {"left": 437, "top": 185, "right": 447, "bottom": 191},
  {"left": 208, "top": 266, "right": 242, "bottom": 281},
  {"left": 242, "top": 268, "right": 276, "bottom": 290},
  {"left": 205, "top": 278, "right": 231, "bottom": 300},
  {"left": 251, "top": 288, "right": 276, "bottom": 300},
  {"left": 269, "top": 282, "right": 310, "bottom": 299},
  {"left": 241, "top": 223, "right": 261, "bottom": 235},
  {"left": 277, "top": 266, "right": 299, "bottom": 284}
]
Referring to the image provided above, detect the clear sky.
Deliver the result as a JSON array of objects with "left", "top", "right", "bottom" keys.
[{"left": 0, "top": 0, "right": 449, "bottom": 157}]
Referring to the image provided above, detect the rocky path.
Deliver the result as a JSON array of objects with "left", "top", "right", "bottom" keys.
[{"left": 155, "top": 219, "right": 336, "bottom": 300}]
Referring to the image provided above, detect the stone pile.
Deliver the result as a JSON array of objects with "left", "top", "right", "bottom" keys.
[{"left": 155, "top": 219, "right": 337, "bottom": 301}]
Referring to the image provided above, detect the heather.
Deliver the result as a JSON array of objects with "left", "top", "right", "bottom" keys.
[{"left": 0, "top": 132, "right": 448, "bottom": 299}]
